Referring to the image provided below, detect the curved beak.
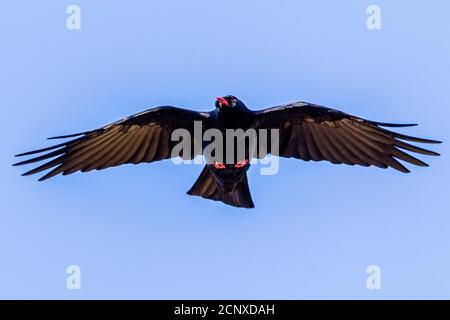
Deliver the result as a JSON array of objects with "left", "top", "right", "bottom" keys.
[{"left": 216, "top": 96, "right": 229, "bottom": 108}]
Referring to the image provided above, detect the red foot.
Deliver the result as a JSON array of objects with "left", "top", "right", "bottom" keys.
[
  {"left": 213, "top": 161, "right": 226, "bottom": 169},
  {"left": 234, "top": 159, "right": 248, "bottom": 168}
]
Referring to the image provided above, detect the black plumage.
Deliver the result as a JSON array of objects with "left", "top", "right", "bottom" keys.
[{"left": 14, "top": 96, "right": 441, "bottom": 208}]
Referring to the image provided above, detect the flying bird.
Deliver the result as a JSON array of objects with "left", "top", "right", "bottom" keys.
[{"left": 14, "top": 96, "right": 441, "bottom": 208}]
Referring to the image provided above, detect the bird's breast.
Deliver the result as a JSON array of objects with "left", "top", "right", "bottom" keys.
[{"left": 214, "top": 110, "right": 254, "bottom": 131}]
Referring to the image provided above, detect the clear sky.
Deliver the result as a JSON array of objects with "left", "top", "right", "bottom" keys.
[{"left": 0, "top": 1, "right": 449, "bottom": 299}]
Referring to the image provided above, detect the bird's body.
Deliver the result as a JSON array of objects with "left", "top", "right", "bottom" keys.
[{"left": 14, "top": 96, "right": 441, "bottom": 208}]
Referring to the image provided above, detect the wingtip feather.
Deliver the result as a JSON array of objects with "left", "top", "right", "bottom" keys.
[
  {"left": 47, "top": 131, "right": 90, "bottom": 140},
  {"left": 372, "top": 121, "right": 418, "bottom": 128}
]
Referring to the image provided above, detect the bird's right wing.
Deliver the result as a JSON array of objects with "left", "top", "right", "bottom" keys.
[
  {"left": 252, "top": 101, "right": 441, "bottom": 172},
  {"left": 14, "top": 106, "right": 210, "bottom": 180}
]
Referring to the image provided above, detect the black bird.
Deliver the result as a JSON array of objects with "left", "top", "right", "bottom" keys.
[{"left": 14, "top": 95, "right": 441, "bottom": 208}]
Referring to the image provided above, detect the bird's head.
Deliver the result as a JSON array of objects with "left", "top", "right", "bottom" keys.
[
  {"left": 208, "top": 159, "right": 250, "bottom": 192},
  {"left": 215, "top": 95, "right": 246, "bottom": 111}
]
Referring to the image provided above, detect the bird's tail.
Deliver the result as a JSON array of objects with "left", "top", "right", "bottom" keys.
[{"left": 187, "top": 165, "right": 254, "bottom": 208}]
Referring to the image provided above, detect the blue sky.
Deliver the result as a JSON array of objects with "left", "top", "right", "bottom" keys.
[{"left": 0, "top": 1, "right": 449, "bottom": 299}]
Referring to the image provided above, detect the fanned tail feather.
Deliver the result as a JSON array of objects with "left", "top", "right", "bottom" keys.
[{"left": 187, "top": 166, "right": 254, "bottom": 208}]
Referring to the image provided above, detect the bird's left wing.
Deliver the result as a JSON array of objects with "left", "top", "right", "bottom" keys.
[
  {"left": 14, "top": 106, "right": 210, "bottom": 180},
  {"left": 252, "top": 101, "right": 441, "bottom": 172}
]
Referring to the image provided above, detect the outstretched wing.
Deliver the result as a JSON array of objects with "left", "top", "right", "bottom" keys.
[
  {"left": 14, "top": 106, "right": 210, "bottom": 180},
  {"left": 252, "top": 101, "right": 441, "bottom": 172}
]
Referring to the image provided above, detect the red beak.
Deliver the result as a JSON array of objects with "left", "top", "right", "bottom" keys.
[{"left": 216, "top": 96, "right": 230, "bottom": 107}]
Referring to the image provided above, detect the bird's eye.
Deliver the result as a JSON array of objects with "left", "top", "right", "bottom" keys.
[
  {"left": 213, "top": 161, "right": 226, "bottom": 169},
  {"left": 234, "top": 159, "right": 248, "bottom": 168},
  {"left": 231, "top": 98, "right": 237, "bottom": 105}
]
